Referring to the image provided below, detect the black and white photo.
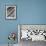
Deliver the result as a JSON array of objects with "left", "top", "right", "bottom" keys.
[{"left": 6, "top": 5, "right": 16, "bottom": 19}]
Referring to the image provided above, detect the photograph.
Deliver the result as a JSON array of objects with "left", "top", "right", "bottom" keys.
[
  {"left": 18, "top": 24, "right": 46, "bottom": 46},
  {"left": 6, "top": 5, "right": 16, "bottom": 19}
]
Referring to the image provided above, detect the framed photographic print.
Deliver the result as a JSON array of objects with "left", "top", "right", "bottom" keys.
[
  {"left": 18, "top": 24, "right": 46, "bottom": 42},
  {"left": 6, "top": 5, "right": 16, "bottom": 19}
]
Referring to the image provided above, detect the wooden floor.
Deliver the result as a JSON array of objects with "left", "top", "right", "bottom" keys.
[
  {"left": 0, "top": 40, "right": 46, "bottom": 46},
  {"left": 19, "top": 39, "right": 46, "bottom": 46}
]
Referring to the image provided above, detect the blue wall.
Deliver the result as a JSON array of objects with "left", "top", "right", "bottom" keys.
[{"left": 0, "top": 0, "right": 46, "bottom": 44}]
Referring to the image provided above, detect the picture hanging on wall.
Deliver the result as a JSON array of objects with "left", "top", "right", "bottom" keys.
[{"left": 5, "top": 5, "right": 16, "bottom": 19}]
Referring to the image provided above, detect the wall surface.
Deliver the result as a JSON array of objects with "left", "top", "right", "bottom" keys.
[{"left": 0, "top": 0, "right": 46, "bottom": 44}]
